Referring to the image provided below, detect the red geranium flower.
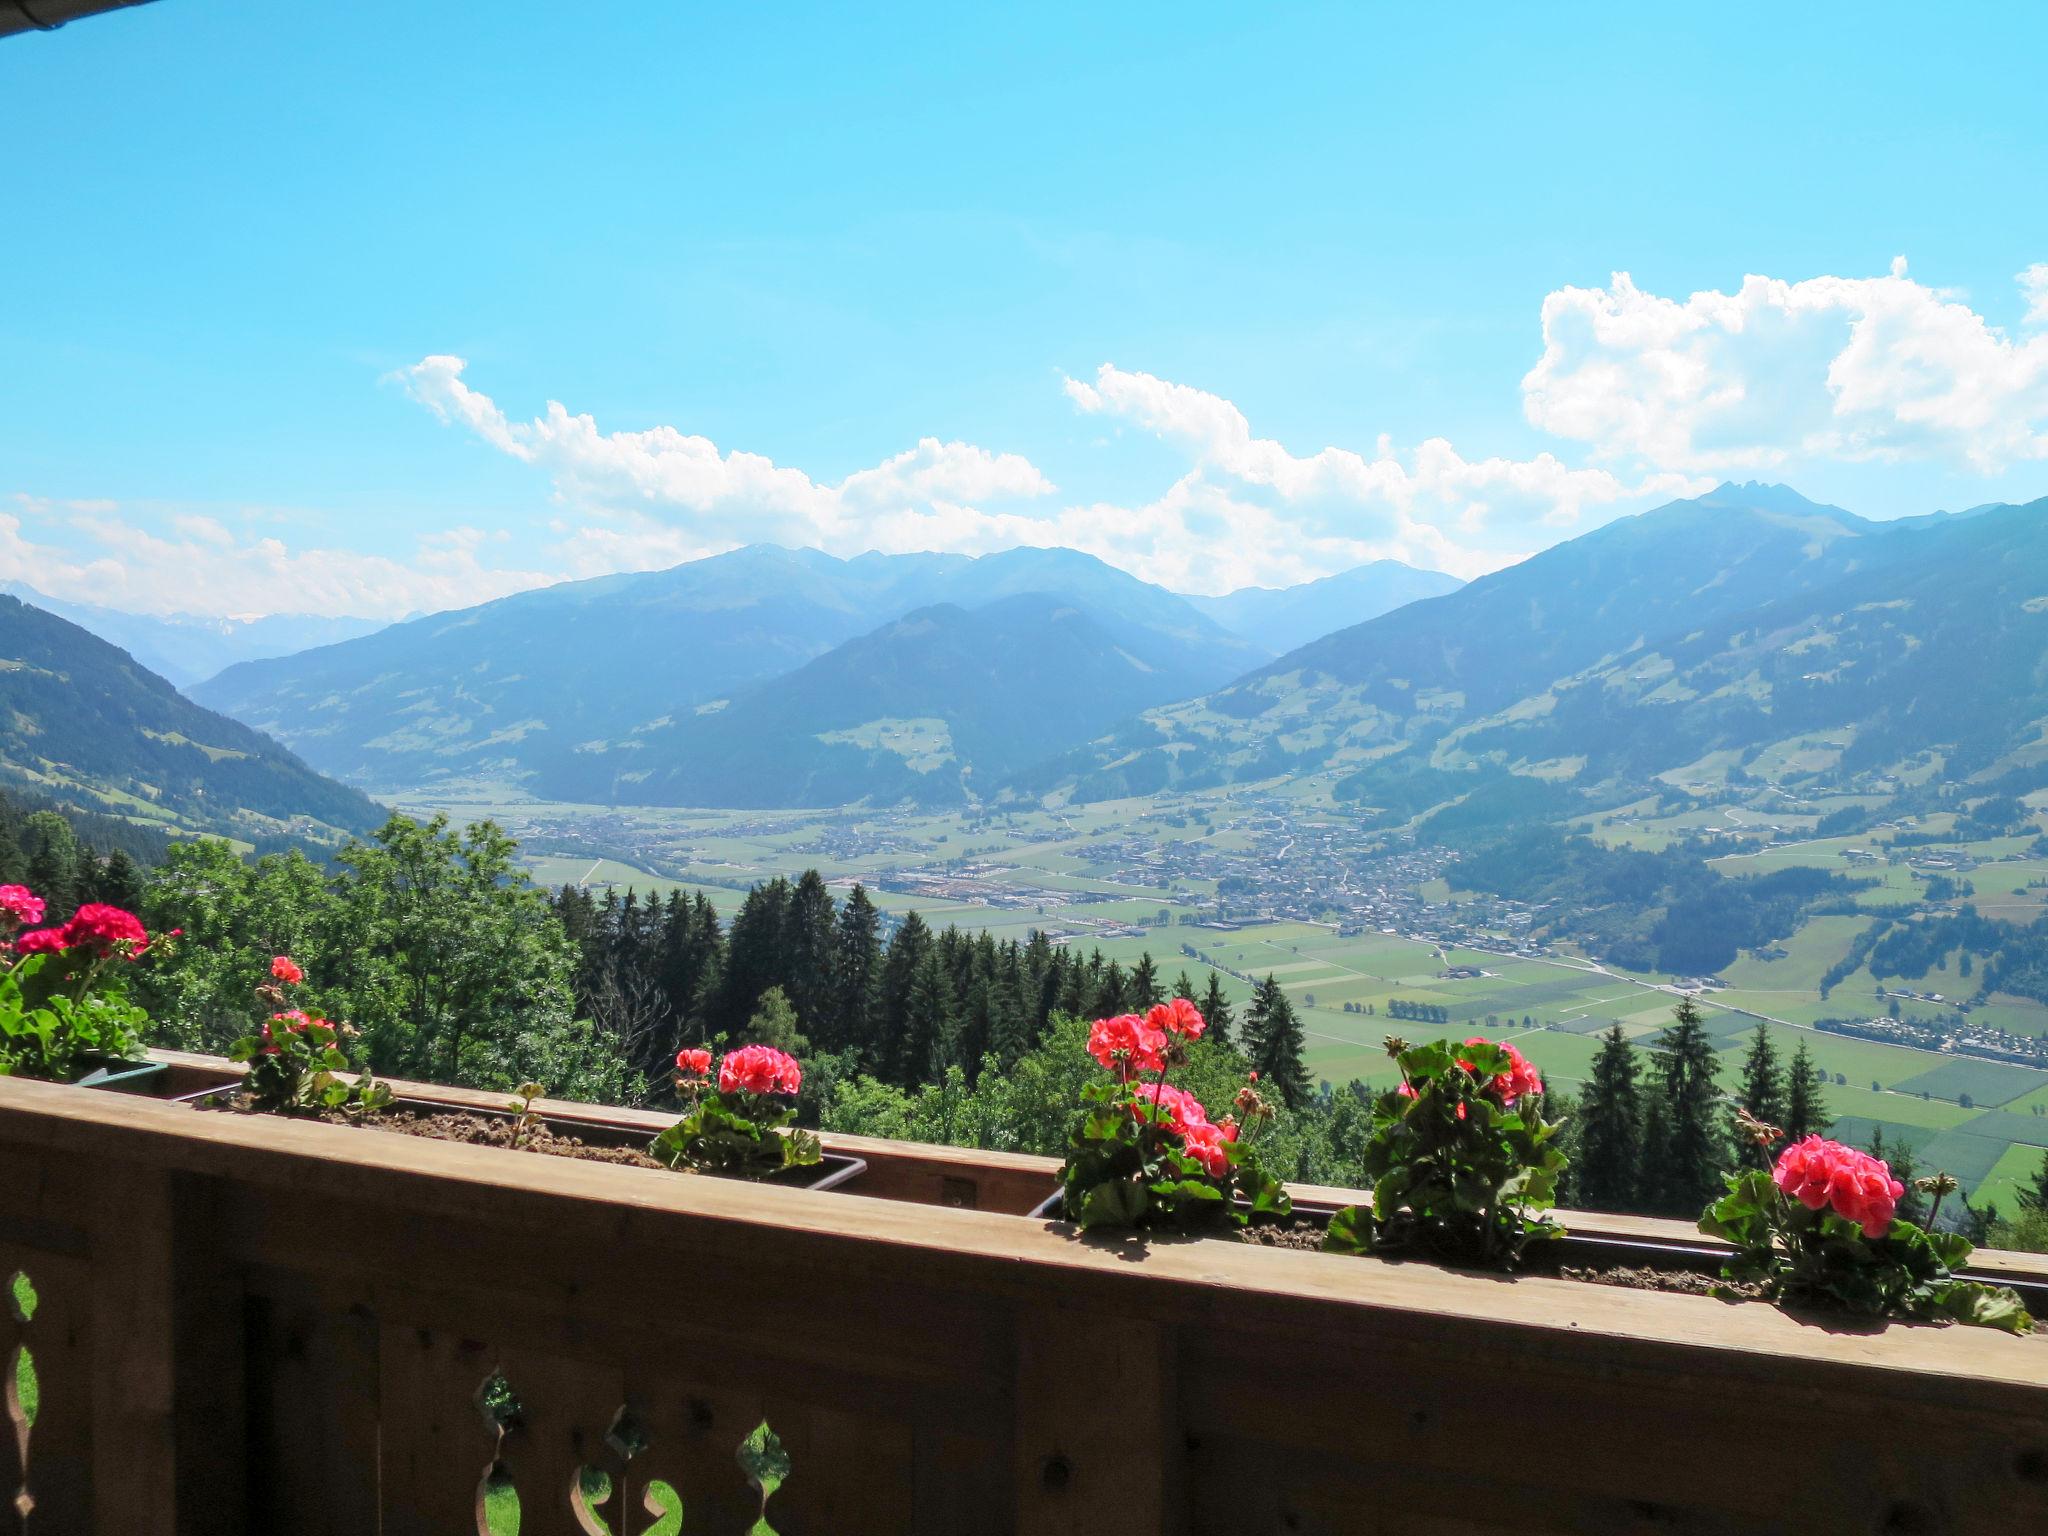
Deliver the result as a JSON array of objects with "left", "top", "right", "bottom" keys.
[
  {"left": 0, "top": 885, "right": 45, "bottom": 929},
  {"left": 271, "top": 955, "right": 305, "bottom": 985},
  {"left": 59, "top": 903, "right": 151, "bottom": 959},
  {"left": 718, "top": 1044, "right": 803, "bottom": 1096},
  {"left": 1773, "top": 1134, "right": 1905, "bottom": 1239},
  {"left": 14, "top": 926, "right": 69, "bottom": 956},
  {"left": 675, "top": 1047, "right": 713, "bottom": 1077},
  {"left": 1458, "top": 1037, "right": 1544, "bottom": 1107},
  {"left": 1146, "top": 997, "right": 1207, "bottom": 1041},
  {"left": 1087, "top": 1013, "right": 1168, "bottom": 1079}
]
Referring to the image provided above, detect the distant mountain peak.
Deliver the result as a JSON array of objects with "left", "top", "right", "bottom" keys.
[{"left": 1695, "top": 481, "right": 1861, "bottom": 522}]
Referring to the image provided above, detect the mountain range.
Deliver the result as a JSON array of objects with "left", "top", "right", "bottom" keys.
[
  {"left": 191, "top": 545, "right": 1277, "bottom": 800},
  {"left": 31, "top": 483, "right": 2045, "bottom": 825},
  {"left": 0, "top": 583, "right": 387, "bottom": 688},
  {"left": 0, "top": 595, "right": 383, "bottom": 843},
  {"left": 1045, "top": 484, "right": 2048, "bottom": 822},
  {"left": 1184, "top": 560, "right": 1464, "bottom": 654}
]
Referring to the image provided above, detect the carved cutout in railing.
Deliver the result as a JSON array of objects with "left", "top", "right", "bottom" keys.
[
  {"left": 4, "top": 1270, "right": 34, "bottom": 1528},
  {"left": 473, "top": 1369, "right": 524, "bottom": 1536},
  {"left": 473, "top": 1372, "right": 782, "bottom": 1536}
]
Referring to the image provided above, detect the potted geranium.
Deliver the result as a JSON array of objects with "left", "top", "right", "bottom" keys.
[
  {"left": 649, "top": 1044, "right": 861, "bottom": 1187},
  {"left": 1054, "top": 1000, "right": 1291, "bottom": 1231},
  {"left": 1323, "top": 1035, "right": 1567, "bottom": 1270},
  {"left": 226, "top": 955, "right": 392, "bottom": 1118},
  {"left": 0, "top": 889, "right": 169, "bottom": 1092},
  {"left": 1700, "top": 1118, "right": 2032, "bottom": 1333}
]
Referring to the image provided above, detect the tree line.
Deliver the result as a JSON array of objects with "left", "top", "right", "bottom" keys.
[{"left": 551, "top": 873, "right": 1317, "bottom": 1110}]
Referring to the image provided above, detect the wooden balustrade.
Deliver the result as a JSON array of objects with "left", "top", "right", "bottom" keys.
[{"left": 3, "top": 1064, "right": 2046, "bottom": 1534}]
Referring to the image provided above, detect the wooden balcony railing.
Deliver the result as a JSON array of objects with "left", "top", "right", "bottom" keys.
[{"left": 3, "top": 1057, "right": 2046, "bottom": 1534}]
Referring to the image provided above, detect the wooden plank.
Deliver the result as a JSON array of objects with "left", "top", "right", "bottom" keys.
[
  {"left": 90, "top": 1161, "right": 175, "bottom": 1533},
  {"left": 1015, "top": 1308, "right": 1176, "bottom": 1535},
  {"left": 242, "top": 1290, "right": 380, "bottom": 1535}
]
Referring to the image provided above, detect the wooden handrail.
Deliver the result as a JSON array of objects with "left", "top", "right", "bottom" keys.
[{"left": 7, "top": 1064, "right": 2042, "bottom": 1532}]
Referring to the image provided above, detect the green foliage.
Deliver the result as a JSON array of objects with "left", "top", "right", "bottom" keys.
[
  {"left": 737, "top": 1420, "right": 790, "bottom": 1536},
  {"left": 1701, "top": 1170, "right": 2032, "bottom": 1333},
  {"left": 229, "top": 1010, "right": 391, "bottom": 1119},
  {"left": 142, "top": 817, "right": 630, "bottom": 1103},
  {"left": 648, "top": 1078, "right": 821, "bottom": 1182},
  {"left": 1324, "top": 1038, "right": 1567, "bottom": 1270},
  {"left": 1056, "top": 1074, "right": 1289, "bottom": 1233},
  {"left": 0, "top": 952, "right": 152, "bottom": 1083}
]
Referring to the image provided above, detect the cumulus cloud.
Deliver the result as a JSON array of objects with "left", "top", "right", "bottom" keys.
[
  {"left": 0, "top": 496, "right": 550, "bottom": 620},
  {"left": 398, "top": 355, "right": 1055, "bottom": 561},
  {"left": 1063, "top": 364, "right": 1704, "bottom": 583},
  {"left": 402, "top": 355, "right": 1703, "bottom": 594},
  {"left": 1523, "top": 261, "right": 2048, "bottom": 473}
]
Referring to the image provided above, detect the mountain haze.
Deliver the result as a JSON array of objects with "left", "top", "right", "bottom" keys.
[
  {"left": 0, "top": 583, "right": 386, "bottom": 689},
  {"left": 562, "top": 592, "right": 1233, "bottom": 807},
  {"left": 194, "top": 545, "right": 1270, "bottom": 794},
  {"left": 1185, "top": 560, "right": 1464, "bottom": 654}
]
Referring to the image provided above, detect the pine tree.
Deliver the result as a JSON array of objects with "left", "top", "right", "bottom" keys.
[
  {"left": 830, "top": 884, "right": 884, "bottom": 1057},
  {"left": 900, "top": 950, "right": 958, "bottom": 1084},
  {"left": 2018, "top": 1150, "right": 2048, "bottom": 1215},
  {"left": 781, "top": 871, "right": 839, "bottom": 1045},
  {"left": 745, "top": 985, "right": 807, "bottom": 1053},
  {"left": 877, "top": 911, "right": 934, "bottom": 1075},
  {"left": 1645, "top": 996, "right": 1729, "bottom": 1217},
  {"left": 1199, "top": 971, "right": 1235, "bottom": 1050},
  {"left": 1734, "top": 1023, "right": 1787, "bottom": 1170},
  {"left": 1129, "top": 953, "right": 1163, "bottom": 1009},
  {"left": 1783, "top": 1039, "right": 1827, "bottom": 1141},
  {"left": 1245, "top": 976, "right": 1311, "bottom": 1110},
  {"left": 24, "top": 811, "right": 79, "bottom": 919},
  {"left": 1095, "top": 960, "right": 1129, "bottom": 1017},
  {"left": 710, "top": 878, "right": 792, "bottom": 1038},
  {"left": 1576, "top": 1024, "right": 1644, "bottom": 1212},
  {"left": 94, "top": 845, "right": 147, "bottom": 911}
]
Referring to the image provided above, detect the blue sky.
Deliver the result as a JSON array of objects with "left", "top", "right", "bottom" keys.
[{"left": 4, "top": 1, "right": 2046, "bottom": 617}]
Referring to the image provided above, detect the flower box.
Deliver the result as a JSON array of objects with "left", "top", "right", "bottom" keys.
[
  {"left": 173, "top": 1081, "right": 870, "bottom": 1194},
  {"left": 70, "top": 1054, "right": 171, "bottom": 1094},
  {"left": 1, "top": 1069, "right": 2045, "bottom": 1534}
]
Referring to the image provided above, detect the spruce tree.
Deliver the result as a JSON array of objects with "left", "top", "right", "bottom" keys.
[
  {"left": 24, "top": 811, "right": 79, "bottom": 919},
  {"left": 781, "top": 871, "right": 839, "bottom": 1045},
  {"left": 878, "top": 911, "right": 934, "bottom": 1079},
  {"left": 745, "top": 985, "right": 807, "bottom": 1053},
  {"left": 1734, "top": 1023, "right": 1787, "bottom": 1170},
  {"left": 1246, "top": 976, "right": 1311, "bottom": 1109},
  {"left": 1095, "top": 960, "right": 1129, "bottom": 1017},
  {"left": 1576, "top": 1024, "right": 1644, "bottom": 1211},
  {"left": 711, "top": 878, "right": 792, "bottom": 1038},
  {"left": 900, "top": 950, "right": 958, "bottom": 1084},
  {"left": 1171, "top": 970, "right": 1196, "bottom": 1003},
  {"left": 95, "top": 846, "right": 147, "bottom": 911},
  {"left": 830, "top": 884, "right": 884, "bottom": 1057},
  {"left": 1129, "top": 952, "right": 1163, "bottom": 1008},
  {"left": 1783, "top": 1039, "right": 1827, "bottom": 1141},
  {"left": 1646, "top": 996, "right": 1730, "bottom": 1216},
  {"left": 2018, "top": 1150, "right": 2048, "bottom": 1215},
  {"left": 1199, "top": 971, "right": 1235, "bottom": 1050}
]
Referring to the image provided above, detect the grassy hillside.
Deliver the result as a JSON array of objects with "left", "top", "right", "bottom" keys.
[{"left": 0, "top": 595, "right": 382, "bottom": 843}]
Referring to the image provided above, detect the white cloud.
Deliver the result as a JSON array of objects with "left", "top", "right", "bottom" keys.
[
  {"left": 0, "top": 497, "right": 550, "bottom": 620},
  {"left": 397, "top": 355, "right": 1055, "bottom": 559},
  {"left": 403, "top": 356, "right": 1701, "bottom": 595},
  {"left": 1062, "top": 364, "right": 1704, "bottom": 584},
  {"left": 1523, "top": 262, "right": 2048, "bottom": 473}
]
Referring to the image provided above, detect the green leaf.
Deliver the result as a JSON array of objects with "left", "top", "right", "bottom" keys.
[
  {"left": 738, "top": 1419, "right": 791, "bottom": 1503},
  {"left": 8, "top": 1269, "right": 37, "bottom": 1324},
  {"left": 1323, "top": 1205, "right": 1372, "bottom": 1255}
]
